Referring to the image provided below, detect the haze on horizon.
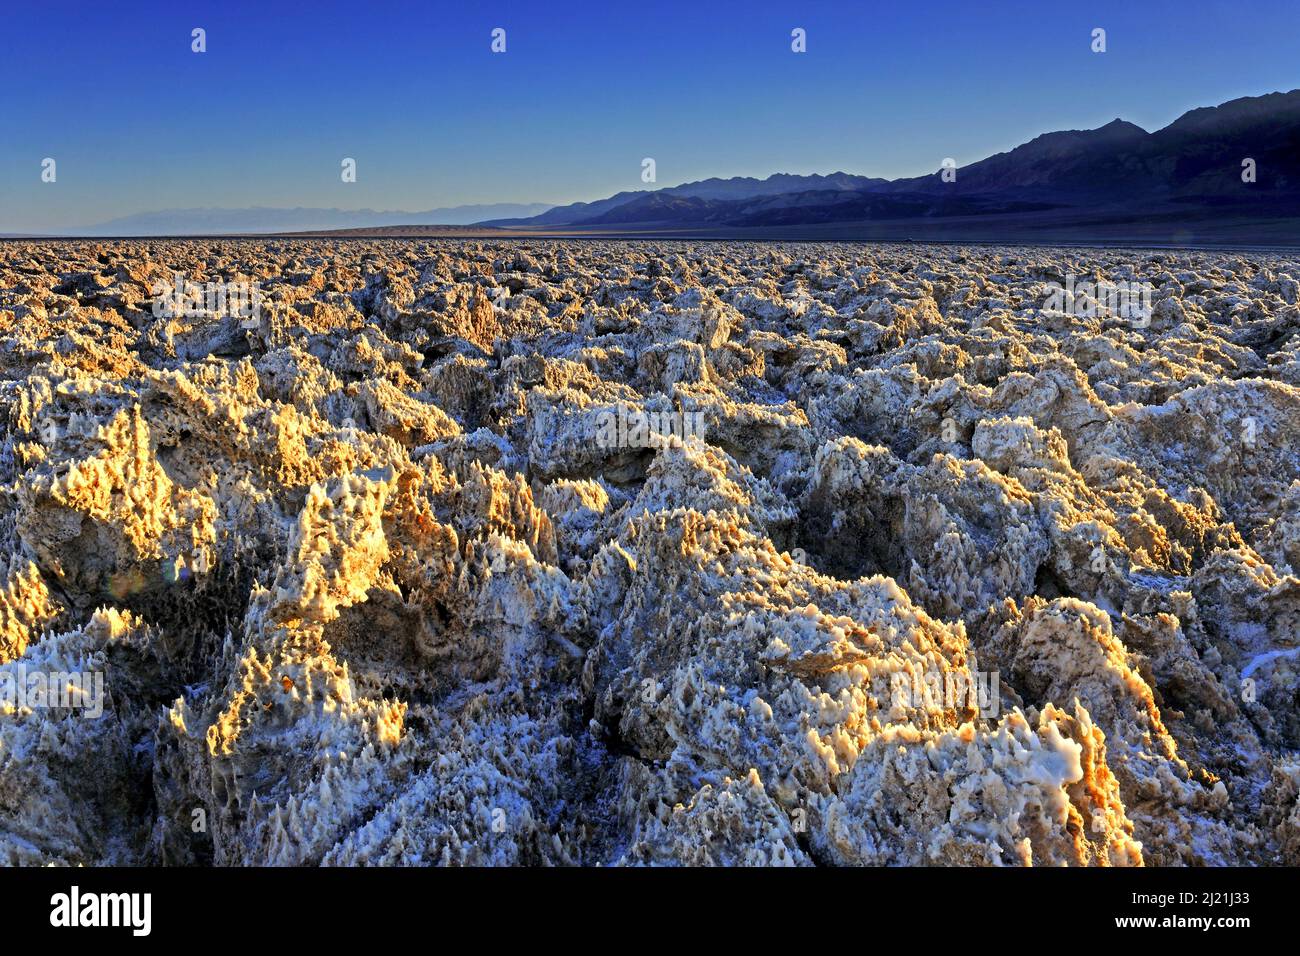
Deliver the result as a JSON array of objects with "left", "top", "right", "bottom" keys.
[{"left": 2, "top": 0, "right": 1297, "bottom": 234}]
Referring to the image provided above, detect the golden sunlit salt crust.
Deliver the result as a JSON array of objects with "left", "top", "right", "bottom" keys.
[{"left": 0, "top": 239, "right": 1296, "bottom": 865}]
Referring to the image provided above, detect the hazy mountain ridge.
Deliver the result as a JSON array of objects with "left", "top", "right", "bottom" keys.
[
  {"left": 73, "top": 203, "right": 555, "bottom": 236},
  {"left": 485, "top": 172, "right": 888, "bottom": 226}
]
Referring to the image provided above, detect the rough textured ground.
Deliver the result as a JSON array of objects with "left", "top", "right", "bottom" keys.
[{"left": 1, "top": 239, "right": 1298, "bottom": 866}]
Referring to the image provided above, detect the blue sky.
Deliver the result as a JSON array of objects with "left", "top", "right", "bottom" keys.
[{"left": 1, "top": 0, "right": 1296, "bottom": 232}]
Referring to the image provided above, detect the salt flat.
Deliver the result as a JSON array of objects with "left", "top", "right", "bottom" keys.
[{"left": 1, "top": 239, "right": 1297, "bottom": 865}]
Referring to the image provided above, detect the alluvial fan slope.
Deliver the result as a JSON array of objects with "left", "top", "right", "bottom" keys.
[{"left": 1, "top": 238, "right": 1298, "bottom": 866}]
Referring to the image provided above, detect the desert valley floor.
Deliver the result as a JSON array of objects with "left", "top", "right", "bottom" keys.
[{"left": 1, "top": 238, "right": 1298, "bottom": 866}]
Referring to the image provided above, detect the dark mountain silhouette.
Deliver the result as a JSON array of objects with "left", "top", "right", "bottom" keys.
[
  {"left": 484, "top": 90, "right": 1300, "bottom": 242},
  {"left": 882, "top": 119, "right": 1154, "bottom": 199}
]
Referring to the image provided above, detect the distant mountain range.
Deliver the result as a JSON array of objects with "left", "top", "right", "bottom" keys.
[
  {"left": 481, "top": 90, "right": 1300, "bottom": 244},
  {"left": 485, "top": 172, "right": 888, "bottom": 227},
  {"left": 21, "top": 90, "right": 1300, "bottom": 245},
  {"left": 70, "top": 203, "right": 554, "bottom": 236}
]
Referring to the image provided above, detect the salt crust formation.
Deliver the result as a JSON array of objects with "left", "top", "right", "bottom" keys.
[{"left": 0, "top": 239, "right": 1297, "bottom": 866}]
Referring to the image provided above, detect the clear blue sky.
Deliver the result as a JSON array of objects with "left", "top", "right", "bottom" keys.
[{"left": 1, "top": 0, "right": 1296, "bottom": 232}]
